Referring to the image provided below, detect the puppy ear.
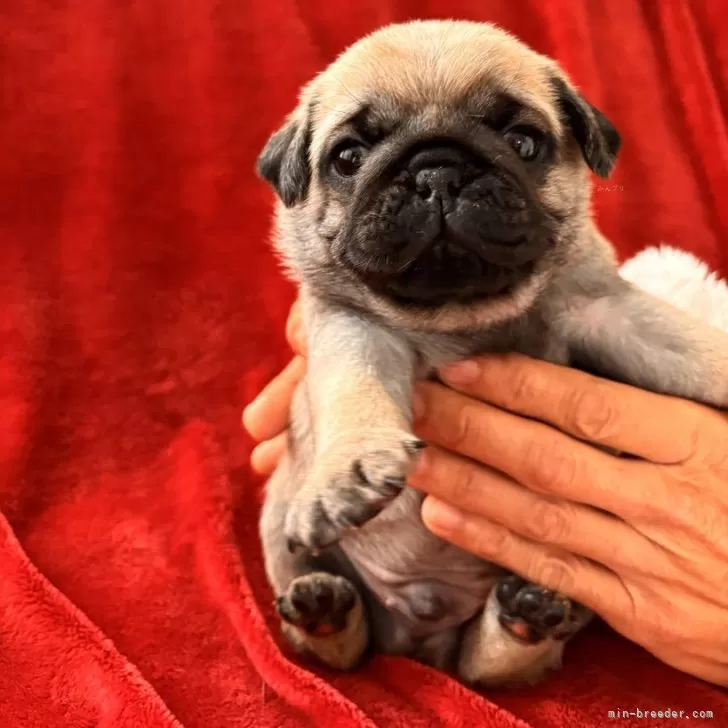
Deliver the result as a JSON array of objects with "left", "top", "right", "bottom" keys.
[
  {"left": 256, "top": 108, "right": 312, "bottom": 207},
  {"left": 551, "top": 77, "right": 621, "bottom": 178}
]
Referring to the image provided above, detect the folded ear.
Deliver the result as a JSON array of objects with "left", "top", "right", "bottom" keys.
[
  {"left": 256, "top": 107, "right": 312, "bottom": 207},
  {"left": 551, "top": 77, "right": 621, "bottom": 178}
]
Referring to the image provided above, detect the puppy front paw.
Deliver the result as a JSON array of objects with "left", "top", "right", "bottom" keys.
[{"left": 284, "top": 430, "right": 425, "bottom": 552}]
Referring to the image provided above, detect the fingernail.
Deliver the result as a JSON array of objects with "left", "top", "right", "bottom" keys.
[
  {"left": 408, "top": 447, "right": 429, "bottom": 479},
  {"left": 422, "top": 498, "right": 465, "bottom": 533},
  {"left": 249, "top": 443, "right": 268, "bottom": 474},
  {"left": 412, "top": 389, "right": 426, "bottom": 422},
  {"left": 241, "top": 403, "right": 258, "bottom": 432},
  {"left": 439, "top": 360, "right": 480, "bottom": 385}
]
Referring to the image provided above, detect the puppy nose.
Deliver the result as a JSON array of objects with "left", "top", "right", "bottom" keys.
[{"left": 415, "top": 167, "right": 462, "bottom": 205}]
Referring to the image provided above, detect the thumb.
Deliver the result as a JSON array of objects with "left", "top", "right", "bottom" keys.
[{"left": 285, "top": 298, "right": 307, "bottom": 355}]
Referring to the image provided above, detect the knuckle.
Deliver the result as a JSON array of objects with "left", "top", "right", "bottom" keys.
[
  {"left": 566, "top": 382, "right": 620, "bottom": 443},
  {"left": 522, "top": 499, "right": 571, "bottom": 544},
  {"left": 502, "top": 358, "right": 540, "bottom": 409},
  {"left": 449, "top": 461, "right": 482, "bottom": 510},
  {"left": 473, "top": 521, "right": 512, "bottom": 558},
  {"left": 630, "top": 470, "right": 674, "bottom": 523},
  {"left": 449, "top": 401, "right": 481, "bottom": 450},
  {"left": 523, "top": 437, "right": 582, "bottom": 493},
  {"left": 532, "top": 555, "right": 575, "bottom": 595}
]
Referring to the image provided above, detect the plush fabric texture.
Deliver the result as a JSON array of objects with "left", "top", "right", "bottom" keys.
[
  {"left": 621, "top": 246, "right": 728, "bottom": 332},
  {"left": 0, "top": 1, "right": 727, "bottom": 726}
]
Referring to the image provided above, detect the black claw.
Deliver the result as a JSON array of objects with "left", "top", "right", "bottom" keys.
[
  {"left": 404, "top": 439, "right": 428, "bottom": 454},
  {"left": 337, "top": 498, "right": 383, "bottom": 530},
  {"left": 382, "top": 475, "right": 406, "bottom": 491},
  {"left": 352, "top": 459, "right": 369, "bottom": 484},
  {"left": 336, "top": 511, "right": 366, "bottom": 530}
]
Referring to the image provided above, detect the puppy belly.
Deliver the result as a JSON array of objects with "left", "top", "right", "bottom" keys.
[{"left": 339, "top": 488, "right": 501, "bottom": 644}]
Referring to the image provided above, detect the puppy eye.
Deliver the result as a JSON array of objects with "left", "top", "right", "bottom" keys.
[
  {"left": 332, "top": 143, "right": 367, "bottom": 177},
  {"left": 503, "top": 128, "right": 542, "bottom": 162}
]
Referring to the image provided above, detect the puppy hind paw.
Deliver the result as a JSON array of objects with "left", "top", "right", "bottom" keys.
[
  {"left": 495, "top": 574, "right": 588, "bottom": 644},
  {"left": 276, "top": 572, "right": 357, "bottom": 636},
  {"left": 277, "top": 572, "right": 369, "bottom": 670}
]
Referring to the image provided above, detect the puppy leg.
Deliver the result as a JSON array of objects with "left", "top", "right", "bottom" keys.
[
  {"left": 284, "top": 300, "right": 421, "bottom": 552},
  {"left": 458, "top": 577, "right": 591, "bottom": 687},
  {"left": 260, "top": 451, "right": 369, "bottom": 670},
  {"left": 553, "top": 272, "right": 728, "bottom": 408}
]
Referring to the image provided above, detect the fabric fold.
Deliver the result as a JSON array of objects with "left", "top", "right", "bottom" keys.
[{"left": 0, "top": 1, "right": 726, "bottom": 725}]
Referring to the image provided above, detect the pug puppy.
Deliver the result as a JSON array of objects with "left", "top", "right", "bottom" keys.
[{"left": 256, "top": 20, "right": 728, "bottom": 686}]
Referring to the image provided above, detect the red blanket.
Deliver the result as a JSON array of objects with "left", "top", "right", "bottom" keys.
[{"left": 1, "top": 1, "right": 726, "bottom": 726}]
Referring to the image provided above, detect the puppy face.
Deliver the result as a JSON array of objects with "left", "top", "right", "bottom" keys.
[{"left": 258, "top": 21, "right": 621, "bottom": 328}]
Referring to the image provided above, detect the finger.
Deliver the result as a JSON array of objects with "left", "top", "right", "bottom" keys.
[
  {"left": 285, "top": 299, "right": 307, "bottom": 355},
  {"left": 420, "top": 497, "right": 632, "bottom": 620},
  {"left": 658, "top": 650, "right": 728, "bottom": 688},
  {"left": 250, "top": 433, "right": 289, "bottom": 476},
  {"left": 242, "top": 356, "right": 305, "bottom": 441},
  {"left": 438, "top": 354, "right": 703, "bottom": 464},
  {"left": 409, "top": 446, "right": 663, "bottom": 576},
  {"left": 414, "top": 381, "right": 665, "bottom": 519}
]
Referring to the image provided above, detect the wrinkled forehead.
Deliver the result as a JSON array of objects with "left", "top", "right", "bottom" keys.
[{"left": 309, "top": 26, "right": 563, "bottom": 152}]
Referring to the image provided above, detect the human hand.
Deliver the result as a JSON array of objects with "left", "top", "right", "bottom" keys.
[
  {"left": 242, "top": 300, "right": 306, "bottom": 473},
  {"left": 242, "top": 301, "right": 728, "bottom": 686},
  {"left": 410, "top": 355, "right": 728, "bottom": 687}
]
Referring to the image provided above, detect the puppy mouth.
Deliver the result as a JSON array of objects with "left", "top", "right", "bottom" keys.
[
  {"left": 360, "top": 238, "right": 540, "bottom": 308},
  {"left": 340, "top": 199, "right": 552, "bottom": 308}
]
